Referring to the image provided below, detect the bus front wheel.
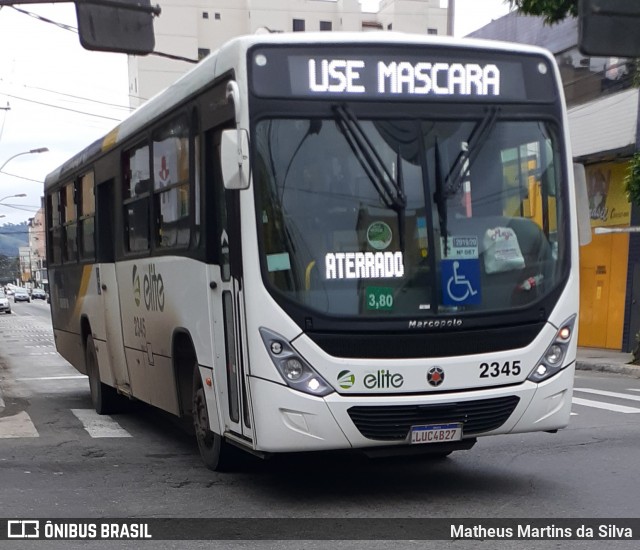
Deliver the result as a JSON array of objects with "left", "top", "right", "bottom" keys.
[
  {"left": 193, "top": 366, "right": 231, "bottom": 471},
  {"left": 85, "top": 335, "right": 120, "bottom": 415}
]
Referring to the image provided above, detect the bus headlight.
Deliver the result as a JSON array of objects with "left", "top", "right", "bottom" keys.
[
  {"left": 260, "top": 328, "right": 334, "bottom": 397},
  {"left": 528, "top": 315, "right": 576, "bottom": 383}
]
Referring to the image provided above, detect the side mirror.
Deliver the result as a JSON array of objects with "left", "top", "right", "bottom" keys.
[
  {"left": 75, "top": 0, "right": 158, "bottom": 55},
  {"left": 578, "top": 0, "right": 640, "bottom": 57},
  {"left": 573, "top": 163, "right": 592, "bottom": 246},
  {"left": 221, "top": 129, "right": 250, "bottom": 190}
]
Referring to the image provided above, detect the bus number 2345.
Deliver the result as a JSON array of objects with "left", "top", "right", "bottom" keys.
[
  {"left": 134, "top": 316, "right": 147, "bottom": 339},
  {"left": 479, "top": 360, "right": 521, "bottom": 378}
]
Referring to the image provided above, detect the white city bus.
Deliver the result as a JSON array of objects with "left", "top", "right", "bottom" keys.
[{"left": 45, "top": 33, "right": 589, "bottom": 470}]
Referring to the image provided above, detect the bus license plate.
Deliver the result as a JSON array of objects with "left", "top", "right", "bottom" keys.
[{"left": 410, "top": 423, "right": 463, "bottom": 444}]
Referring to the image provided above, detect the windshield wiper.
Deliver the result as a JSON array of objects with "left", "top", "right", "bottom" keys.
[
  {"left": 434, "top": 137, "right": 449, "bottom": 256},
  {"left": 278, "top": 119, "right": 322, "bottom": 204},
  {"left": 433, "top": 107, "right": 500, "bottom": 257},
  {"left": 444, "top": 106, "right": 500, "bottom": 196},
  {"left": 333, "top": 104, "right": 406, "bottom": 212}
]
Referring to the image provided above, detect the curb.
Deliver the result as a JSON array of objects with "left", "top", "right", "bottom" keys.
[{"left": 576, "top": 361, "right": 640, "bottom": 378}]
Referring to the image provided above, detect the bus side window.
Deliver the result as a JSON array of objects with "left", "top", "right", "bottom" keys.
[
  {"left": 152, "top": 116, "right": 190, "bottom": 249},
  {"left": 79, "top": 172, "right": 96, "bottom": 261},
  {"left": 62, "top": 183, "right": 78, "bottom": 264},
  {"left": 123, "top": 143, "right": 151, "bottom": 253},
  {"left": 47, "top": 191, "right": 63, "bottom": 265}
]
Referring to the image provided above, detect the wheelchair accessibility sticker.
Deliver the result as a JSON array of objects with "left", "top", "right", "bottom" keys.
[{"left": 441, "top": 259, "right": 481, "bottom": 305}]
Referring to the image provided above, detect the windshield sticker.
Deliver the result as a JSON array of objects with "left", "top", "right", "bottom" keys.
[
  {"left": 267, "top": 253, "right": 291, "bottom": 272},
  {"left": 367, "top": 221, "right": 393, "bottom": 250},
  {"left": 366, "top": 286, "right": 394, "bottom": 311},
  {"left": 441, "top": 259, "right": 481, "bottom": 305},
  {"left": 440, "top": 236, "right": 478, "bottom": 259},
  {"left": 483, "top": 227, "right": 525, "bottom": 274},
  {"left": 416, "top": 217, "right": 428, "bottom": 257},
  {"left": 325, "top": 251, "right": 404, "bottom": 279}
]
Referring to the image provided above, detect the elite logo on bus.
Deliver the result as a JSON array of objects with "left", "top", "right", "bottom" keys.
[
  {"left": 337, "top": 370, "right": 355, "bottom": 389},
  {"left": 132, "top": 264, "right": 165, "bottom": 312},
  {"left": 364, "top": 370, "right": 403, "bottom": 389}
]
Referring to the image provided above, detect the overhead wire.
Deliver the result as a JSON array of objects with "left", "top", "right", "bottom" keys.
[
  {"left": 0, "top": 170, "right": 43, "bottom": 184},
  {"left": 9, "top": 5, "right": 199, "bottom": 64},
  {"left": 22, "top": 84, "right": 134, "bottom": 112},
  {"left": 0, "top": 91, "right": 124, "bottom": 121},
  {"left": 0, "top": 203, "right": 40, "bottom": 213}
]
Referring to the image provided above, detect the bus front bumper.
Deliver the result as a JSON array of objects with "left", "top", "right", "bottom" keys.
[{"left": 248, "top": 364, "right": 574, "bottom": 453}]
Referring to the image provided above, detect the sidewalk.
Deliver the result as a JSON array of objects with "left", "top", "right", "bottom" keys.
[{"left": 576, "top": 347, "right": 640, "bottom": 377}]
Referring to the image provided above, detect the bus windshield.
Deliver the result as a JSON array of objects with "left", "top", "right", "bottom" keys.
[{"left": 254, "top": 113, "right": 566, "bottom": 319}]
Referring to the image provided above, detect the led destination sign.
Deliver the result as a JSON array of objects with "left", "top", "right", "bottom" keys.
[
  {"left": 307, "top": 59, "right": 500, "bottom": 96},
  {"left": 250, "top": 46, "right": 557, "bottom": 102}
]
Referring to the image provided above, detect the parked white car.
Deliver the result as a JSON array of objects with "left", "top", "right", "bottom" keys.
[
  {"left": 13, "top": 288, "right": 31, "bottom": 303},
  {"left": 0, "top": 290, "right": 12, "bottom": 314}
]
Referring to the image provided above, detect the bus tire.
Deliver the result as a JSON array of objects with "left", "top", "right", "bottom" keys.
[
  {"left": 85, "top": 335, "right": 120, "bottom": 415},
  {"left": 193, "top": 365, "right": 231, "bottom": 471}
]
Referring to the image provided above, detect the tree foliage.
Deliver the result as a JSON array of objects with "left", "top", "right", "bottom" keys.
[
  {"left": 0, "top": 254, "right": 20, "bottom": 285},
  {"left": 509, "top": 0, "right": 578, "bottom": 24},
  {"left": 0, "top": 222, "right": 29, "bottom": 257},
  {"left": 625, "top": 153, "right": 640, "bottom": 208}
]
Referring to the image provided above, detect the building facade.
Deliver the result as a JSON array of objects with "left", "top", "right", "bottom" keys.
[
  {"left": 469, "top": 13, "right": 639, "bottom": 351},
  {"left": 26, "top": 206, "right": 47, "bottom": 289},
  {"left": 127, "top": 0, "right": 450, "bottom": 107}
]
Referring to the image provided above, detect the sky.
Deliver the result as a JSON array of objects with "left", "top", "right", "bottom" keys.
[
  {"left": 0, "top": 0, "right": 512, "bottom": 226},
  {"left": 0, "top": 3, "right": 130, "bottom": 226}
]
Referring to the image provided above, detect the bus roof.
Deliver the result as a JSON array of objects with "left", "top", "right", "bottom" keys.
[{"left": 44, "top": 31, "right": 555, "bottom": 189}]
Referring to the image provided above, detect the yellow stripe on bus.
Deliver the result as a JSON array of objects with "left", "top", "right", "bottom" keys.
[
  {"left": 71, "top": 265, "right": 94, "bottom": 321},
  {"left": 102, "top": 127, "right": 120, "bottom": 151}
]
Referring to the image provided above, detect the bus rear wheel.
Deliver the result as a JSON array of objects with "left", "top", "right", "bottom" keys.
[
  {"left": 85, "top": 335, "right": 120, "bottom": 415},
  {"left": 193, "top": 366, "right": 232, "bottom": 471}
]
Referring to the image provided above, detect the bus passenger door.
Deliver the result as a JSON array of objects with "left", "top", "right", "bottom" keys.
[
  {"left": 96, "top": 179, "right": 131, "bottom": 393},
  {"left": 207, "top": 127, "right": 254, "bottom": 443}
]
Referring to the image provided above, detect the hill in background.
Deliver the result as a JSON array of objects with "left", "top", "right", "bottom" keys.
[{"left": 0, "top": 222, "right": 29, "bottom": 256}]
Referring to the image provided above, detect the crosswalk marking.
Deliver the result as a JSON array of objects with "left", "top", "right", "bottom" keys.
[
  {"left": 572, "top": 387, "right": 640, "bottom": 414},
  {"left": 574, "top": 387, "right": 640, "bottom": 403},
  {"left": 16, "top": 375, "right": 87, "bottom": 381},
  {"left": 0, "top": 408, "right": 132, "bottom": 439},
  {"left": 71, "top": 409, "right": 132, "bottom": 438},
  {"left": 572, "top": 397, "right": 640, "bottom": 414},
  {"left": 0, "top": 411, "right": 39, "bottom": 438}
]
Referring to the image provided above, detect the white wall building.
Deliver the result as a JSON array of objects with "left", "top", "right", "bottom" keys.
[
  {"left": 128, "top": 0, "right": 449, "bottom": 107},
  {"left": 378, "top": 0, "right": 448, "bottom": 33},
  {"left": 28, "top": 207, "right": 46, "bottom": 288}
]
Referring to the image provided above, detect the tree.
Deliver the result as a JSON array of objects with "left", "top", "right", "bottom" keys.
[
  {"left": 509, "top": 0, "right": 578, "bottom": 24},
  {"left": 0, "top": 254, "right": 20, "bottom": 285}
]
